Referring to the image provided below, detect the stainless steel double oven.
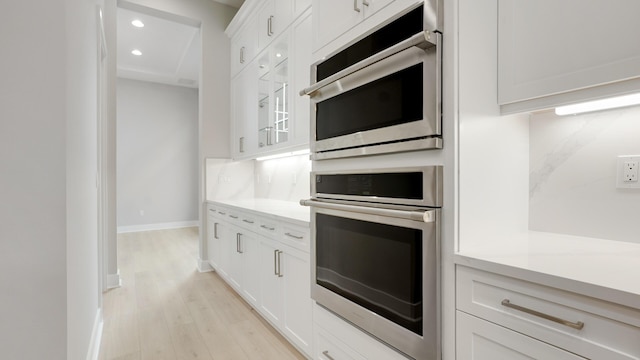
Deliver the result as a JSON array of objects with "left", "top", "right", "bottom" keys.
[{"left": 300, "top": 2, "right": 443, "bottom": 359}]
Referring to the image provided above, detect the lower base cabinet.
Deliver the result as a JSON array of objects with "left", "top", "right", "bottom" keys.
[
  {"left": 205, "top": 204, "right": 312, "bottom": 358},
  {"left": 457, "top": 311, "right": 585, "bottom": 360}
]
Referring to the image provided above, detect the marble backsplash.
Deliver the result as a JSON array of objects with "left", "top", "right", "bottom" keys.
[
  {"left": 529, "top": 105, "right": 640, "bottom": 243},
  {"left": 206, "top": 154, "right": 311, "bottom": 203}
]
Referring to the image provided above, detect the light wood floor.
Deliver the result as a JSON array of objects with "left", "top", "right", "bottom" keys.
[{"left": 98, "top": 227, "right": 306, "bottom": 360}]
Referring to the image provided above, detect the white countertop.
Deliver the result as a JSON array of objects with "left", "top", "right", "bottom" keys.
[
  {"left": 455, "top": 231, "right": 640, "bottom": 309},
  {"left": 207, "top": 198, "right": 310, "bottom": 226}
]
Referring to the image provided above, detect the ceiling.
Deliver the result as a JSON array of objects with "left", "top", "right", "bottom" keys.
[{"left": 117, "top": 0, "right": 245, "bottom": 88}]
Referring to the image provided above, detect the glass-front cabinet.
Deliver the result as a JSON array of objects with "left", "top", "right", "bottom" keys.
[{"left": 257, "top": 30, "right": 291, "bottom": 150}]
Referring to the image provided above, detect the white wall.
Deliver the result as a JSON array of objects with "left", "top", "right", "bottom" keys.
[
  {"left": 0, "top": 1, "right": 103, "bottom": 359},
  {"left": 0, "top": 2, "right": 68, "bottom": 359},
  {"left": 66, "top": 0, "right": 103, "bottom": 358},
  {"left": 117, "top": 78, "right": 199, "bottom": 229},
  {"left": 530, "top": 106, "right": 640, "bottom": 243}
]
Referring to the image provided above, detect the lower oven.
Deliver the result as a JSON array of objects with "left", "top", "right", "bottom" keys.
[{"left": 301, "top": 167, "right": 441, "bottom": 360}]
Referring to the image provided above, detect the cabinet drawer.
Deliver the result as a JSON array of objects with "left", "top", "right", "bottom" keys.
[
  {"left": 457, "top": 266, "right": 640, "bottom": 360},
  {"left": 315, "top": 327, "right": 366, "bottom": 360},
  {"left": 281, "top": 224, "right": 309, "bottom": 252},
  {"left": 256, "top": 218, "right": 279, "bottom": 238}
]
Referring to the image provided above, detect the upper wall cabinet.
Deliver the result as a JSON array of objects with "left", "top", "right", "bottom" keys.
[
  {"left": 312, "top": 0, "right": 394, "bottom": 52},
  {"left": 498, "top": 0, "right": 640, "bottom": 114},
  {"left": 230, "top": 15, "right": 259, "bottom": 77},
  {"left": 258, "top": 0, "right": 293, "bottom": 51}
]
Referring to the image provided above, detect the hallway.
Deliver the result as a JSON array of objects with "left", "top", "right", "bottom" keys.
[{"left": 99, "top": 227, "right": 305, "bottom": 360}]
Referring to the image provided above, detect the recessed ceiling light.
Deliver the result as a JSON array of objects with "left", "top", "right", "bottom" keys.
[
  {"left": 276, "top": 53, "right": 282, "bottom": 58},
  {"left": 131, "top": 49, "right": 142, "bottom": 56},
  {"left": 131, "top": 19, "right": 144, "bottom": 28}
]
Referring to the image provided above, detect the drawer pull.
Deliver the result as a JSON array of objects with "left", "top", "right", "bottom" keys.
[
  {"left": 229, "top": 215, "right": 239, "bottom": 219},
  {"left": 322, "top": 350, "right": 336, "bottom": 360},
  {"left": 285, "top": 232, "right": 304, "bottom": 240},
  {"left": 243, "top": 219, "right": 254, "bottom": 224},
  {"left": 261, "top": 224, "right": 275, "bottom": 231},
  {"left": 501, "top": 299, "right": 585, "bottom": 330},
  {"left": 218, "top": 211, "right": 226, "bottom": 215}
]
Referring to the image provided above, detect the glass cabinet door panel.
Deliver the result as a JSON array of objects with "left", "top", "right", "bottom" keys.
[
  {"left": 272, "top": 33, "right": 290, "bottom": 145},
  {"left": 257, "top": 51, "right": 271, "bottom": 148}
]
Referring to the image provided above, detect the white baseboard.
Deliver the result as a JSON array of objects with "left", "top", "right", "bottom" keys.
[
  {"left": 197, "top": 258, "right": 213, "bottom": 272},
  {"left": 117, "top": 220, "right": 199, "bottom": 233},
  {"left": 86, "top": 308, "right": 103, "bottom": 360},
  {"left": 107, "top": 270, "right": 121, "bottom": 289}
]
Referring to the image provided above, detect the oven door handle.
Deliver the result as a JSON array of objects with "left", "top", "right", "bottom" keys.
[
  {"left": 300, "top": 199, "right": 436, "bottom": 223},
  {"left": 299, "top": 30, "right": 437, "bottom": 97}
]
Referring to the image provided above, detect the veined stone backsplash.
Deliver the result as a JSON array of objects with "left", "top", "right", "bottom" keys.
[
  {"left": 529, "top": 105, "right": 640, "bottom": 243},
  {"left": 205, "top": 158, "right": 255, "bottom": 200},
  {"left": 254, "top": 154, "right": 311, "bottom": 201},
  {"left": 206, "top": 154, "right": 311, "bottom": 203}
]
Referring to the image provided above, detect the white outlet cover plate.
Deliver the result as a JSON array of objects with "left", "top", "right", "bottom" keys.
[{"left": 616, "top": 155, "right": 640, "bottom": 189}]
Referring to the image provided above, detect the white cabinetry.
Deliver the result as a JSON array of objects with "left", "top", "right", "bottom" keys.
[
  {"left": 204, "top": 203, "right": 312, "bottom": 358},
  {"left": 231, "top": 62, "right": 258, "bottom": 159},
  {"left": 230, "top": 18, "right": 259, "bottom": 77},
  {"left": 258, "top": 0, "right": 293, "bottom": 51},
  {"left": 457, "top": 311, "right": 585, "bottom": 360},
  {"left": 456, "top": 265, "right": 640, "bottom": 360},
  {"left": 498, "top": 0, "right": 640, "bottom": 113},
  {"left": 312, "top": 0, "right": 394, "bottom": 52},
  {"left": 228, "top": 4, "right": 311, "bottom": 160},
  {"left": 313, "top": 304, "right": 408, "bottom": 360}
]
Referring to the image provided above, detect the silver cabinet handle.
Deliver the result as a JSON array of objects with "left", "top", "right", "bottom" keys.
[
  {"left": 353, "top": 0, "right": 361, "bottom": 12},
  {"left": 266, "top": 127, "right": 273, "bottom": 146},
  {"left": 362, "top": 0, "right": 369, "bottom": 6},
  {"left": 501, "top": 299, "right": 585, "bottom": 330},
  {"left": 243, "top": 219, "right": 254, "bottom": 224},
  {"left": 284, "top": 232, "right": 304, "bottom": 240},
  {"left": 273, "top": 249, "right": 279, "bottom": 276},
  {"left": 236, "top": 233, "right": 243, "bottom": 253},
  {"left": 240, "top": 46, "right": 245, "bottom": 64},
  {"left": 229, "top": 215, "right": 239, "bottom": 219},
  {"left": 277, "top": 250, "right": 283, "bottom": 277},
  {"left": 322, "top": 350, "right": 336, "bottom": 360},
  {"left": 214, "top": 223, "right": 218, "bottom": 239},
  {"left": 267, "top": 15, "right": 274, "bottom": 36},
  {"left": 261, "top": 224, "right": 275, "bottom": 231},
  {"left": 208, "top": 208, "right": 215, "bottom": 212},
  {"left": 218, "top": 211, "right": 226, "bottom": 215},
  {"left": 239, "top": 136, "right": 244, "bottom": 153}
]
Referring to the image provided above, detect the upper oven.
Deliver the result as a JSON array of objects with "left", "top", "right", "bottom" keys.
[{"left": 300, "top": 3, "right": 442, "bottom": 160}]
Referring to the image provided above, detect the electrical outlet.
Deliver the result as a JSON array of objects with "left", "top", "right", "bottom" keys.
[
  {"left": 624, "top": 161, "right": 638, "bottom": 182},
  {"left": 617, "top": 155, "right": 640, "bottom": 189}
]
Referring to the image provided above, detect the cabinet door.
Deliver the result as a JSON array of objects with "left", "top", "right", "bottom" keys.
[
  {"left": 227, "top": 228, "right": 244, "bottom": 291},
  {"left": 290, "top": 10, "right": 311, "bottom": 148},
  {"left": 231, "top": 62, "right": 258, "bottom": 159},
  {"left": 206, "top": 216, "right": 221, "bottom": 270},
  {"left": 457, "top": 311, "right": 586, "bottom": 360},
  {"left": 498, "top": 0, "right": 640, "bottom": 108},
  {"left": 312, "top": 0, "right": 362, "bottom": 51},
  {"left": 231, "top": 19, "right": 259, "bottom": 77},
  {"left": 215, "top": 220, "right": 231, "bottom": 280},
  {"left": 239, "top": 232, "right": 261, "bottom": 307},
  {"left": 258, "top": 238, "right": 284, "bottom": 326},
  {"left": 281, "top": 245, "right": 312, "bottom": 355},
  {"left": 258, "top": 0, "right": 293, "bottom": 51}
]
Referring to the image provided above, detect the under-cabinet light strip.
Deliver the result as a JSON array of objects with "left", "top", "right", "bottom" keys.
[
  {"left": 256, "top": 149, "right": 310, "bottom": 161},
  {"left": 555, "top": 93, "right": 640, "bottom": 116}
]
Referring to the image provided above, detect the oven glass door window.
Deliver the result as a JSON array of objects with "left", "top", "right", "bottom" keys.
[
  {"left": 315, "top": 213, "right": 423, "bottom": 335},
  {"left": 315, "top": 64, "right": 423, "bottom": 141}
]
